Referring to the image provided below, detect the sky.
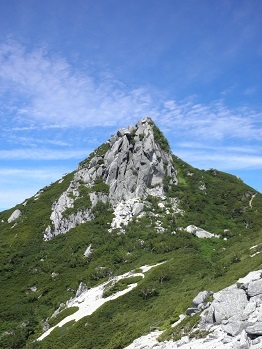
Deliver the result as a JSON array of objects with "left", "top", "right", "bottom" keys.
[{"left": 0, "top": 0, "right": 261, "bottom": 210}]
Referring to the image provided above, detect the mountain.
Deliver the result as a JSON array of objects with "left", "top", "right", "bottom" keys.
[{"left": 0, "top": 117, "right": 261, "bottom": 349}]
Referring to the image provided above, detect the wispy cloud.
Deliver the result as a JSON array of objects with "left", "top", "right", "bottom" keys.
[
  {"left": 156, "top": 99, "right": 262, "bottom": 141},
  {"left": 1, "top": 40, "right": 261, "bottom": 145},
  {"left": 0, "top": 40, "right": 153, "bottom": 128},
  {"left": 177, "top": 142, "right": 262, "bottom": 155},
  {"left": 175, "top": 148, "right": 262, "bottom": 171}
]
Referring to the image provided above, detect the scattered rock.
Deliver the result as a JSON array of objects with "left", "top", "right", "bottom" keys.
[
  {"left": 83, "top": 244, "right": 92, "bottom": 257},
  {"left": 76, "top": 282, "right": 88, "bottom": 297},
  {"left": 185, "top": 225, "right": 219, "bottom": 239}
]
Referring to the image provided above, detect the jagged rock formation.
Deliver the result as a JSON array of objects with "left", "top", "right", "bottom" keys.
[{"left": 43, "top": 118, "right": 178, "bottom": 239}]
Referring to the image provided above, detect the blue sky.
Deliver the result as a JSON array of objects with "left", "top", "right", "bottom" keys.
[{"left": 0, "top": 0, "right": 261, "bottom": 210}]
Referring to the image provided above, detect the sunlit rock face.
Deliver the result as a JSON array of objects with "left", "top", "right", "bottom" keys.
[{"left": 43, "top": 118, "right": 178, "bottom": 240}]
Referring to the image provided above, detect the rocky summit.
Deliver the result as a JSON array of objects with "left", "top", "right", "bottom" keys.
[
  {"left": 43, "top": 117, "right": 177, "bottom": 240},
  {"left": 0, "top": 118, "right": 261, "bottom": 349}
]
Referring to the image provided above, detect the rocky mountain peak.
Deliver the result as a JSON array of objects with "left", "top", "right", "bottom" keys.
[
  {"left": 79, "top": 117, "right": 177, "bottom": 203},
  {"left": 43, "top": 118, "right": 178, "bottom": 239}
]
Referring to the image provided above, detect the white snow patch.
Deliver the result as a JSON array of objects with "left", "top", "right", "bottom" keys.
[{"left": 37, "top": 263, "right": 163, "bottom": 341}]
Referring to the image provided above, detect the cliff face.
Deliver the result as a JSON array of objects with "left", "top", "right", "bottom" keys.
[{"left": 43, "top": 118, "right": 178, "bottom": 239}]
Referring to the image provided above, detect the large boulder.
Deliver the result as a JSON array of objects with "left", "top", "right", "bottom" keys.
[
  {"left": 247, "top": 279, "right": 262, "bottom": 297},
  {"left": 192, "top": 290, "right": 210, "bottom": 307},
  {"left": 8, "top": 209, "right": 21, "bottom": 223},
  {"left": 206, "top": 285, "right": 248, "bottom": 324},
  {"left": 246, "top": 322, "right": 262, "bottom": 336},
  {"left": 185, "top": 225, "right": 219, "bottom": 239}
]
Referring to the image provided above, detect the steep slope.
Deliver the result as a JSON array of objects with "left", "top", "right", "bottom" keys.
[{"left": 0, "top": 118, "right": 261, "bottom": 349}]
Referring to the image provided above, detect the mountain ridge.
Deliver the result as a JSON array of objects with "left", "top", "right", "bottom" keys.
[{"left": 0, "top": 118, "right": 261, "bottom": 349}]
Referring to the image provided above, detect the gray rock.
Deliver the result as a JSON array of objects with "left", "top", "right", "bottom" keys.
[
  {"left": 192, "top": 290, "right": 210, "bottom": 307},
  {"left": 8, "top": 209, "right": 21, "bottom": 223},
  {"left": 247, "top": 279, "right": 262, "bottom": 297},
  {"left": 186, "top": 307, "right": 199, "bottom": 315},
  {"left": 42, "top": 118, "right": 178, "bottom": 239},
  {"left": 243, "top": 300, "right": 257, "bottom": 318},
  {"left": 223, "top": 321, "right": 248, "bottom": 336},
  {"left": 206, "top": 285, "right": 248, "bottom": 324},
  {"left": 252, "top": 337, "right": 261, "bottom": 345},
  {"left": 185, "top": 225, "right": 219, "bottom": 239},
  {"left": 132, "top": 202, "right": 144, "bottom": 216},
  {"left": 76, "top": 282, "right": 88, "bottom": 297},
  {"left": 239, "top": 330, "right": 251, "bottom": 349},
  {"left": 246, "top": 322, "right": 262, "bottom": 335},
  {"left": 83, "top": 244, "right": 92, "bottom": 257}
]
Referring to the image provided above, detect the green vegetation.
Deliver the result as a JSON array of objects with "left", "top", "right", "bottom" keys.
[
  {"left": 149, "top": 121, "right": 170, "bottom": 152},
  {"left": 93, "top": 178, "right": 110, "bottom": 194},
  {"left": 63, "top": 185, "right": 92, "bottom": 217},
  {"left": 79, "top": 142, "right": 110, "bottom": 168},
  {"left": 48, "top": 307, "right": 79, "bottom": 327},
  {"left": 0, "top": 134, "right": 262, "bottom": 348},
  {"left": 103, "top": 276, "right": 143, "bottom": 298},
  {"left": 159, "top": 313, "right": 201, "bottom": 341}
]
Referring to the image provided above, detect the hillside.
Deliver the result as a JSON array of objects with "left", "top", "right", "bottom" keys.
[{"left": 0, "top": 118, "right": 261, "bottom": 349}]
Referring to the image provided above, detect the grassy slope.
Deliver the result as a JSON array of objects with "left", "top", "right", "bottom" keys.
[{"left": 0, "top": 153, "right": 261, "bottom": 349}]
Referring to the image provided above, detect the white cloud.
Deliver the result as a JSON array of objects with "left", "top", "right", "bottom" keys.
[
  {"left": 177, "top": 142, "right": 262, "bottom": 155},
  {"left": 0, "top": 40, "right": 261, "bottom": 146},
  {"left": 0, "top": 41, "right": 152, "bottom": 128},
  {"left": 157, "top": 100, "right": 262, "bottom": 141},
  {"left": 174, "top": 148, "right": 262, "bottom": 171}
]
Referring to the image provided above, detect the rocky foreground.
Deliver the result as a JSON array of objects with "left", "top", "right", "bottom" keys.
[{"left": 125, "top": 270, "right": 262, "bottom": 349}]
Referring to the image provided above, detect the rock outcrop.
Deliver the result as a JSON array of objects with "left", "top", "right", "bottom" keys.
[
  {"left": 43, "top": 118, "right": 178, "bottom": 239},
  {"left": 124, "top": 270, "right": 262, "bottom": 349},
  {"left": 191, "top": 270, "right": 262, "bottom": 348}
]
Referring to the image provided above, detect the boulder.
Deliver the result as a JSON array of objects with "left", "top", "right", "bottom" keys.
[
  {"left": 246, "top": 322, "right": 262, "bottom": 336},
  {"left": 206, "top": 285, "right": 248, "bottom": 324},
  {"left": 185, "top": 225, "right": 218, "bottom": 239},
  {"left": 223, "top": 321, "right": 248, "bottom": 336},
  {"left": 192, "top": 290, "right": 210, "bottom": 307},
  {"left": 247, "top": 279, "right": 262, "bottom": 297},
  {"left": 132, "top": 202, "right": 144, "bottom": 216},
  {"left": 83, "top": 244, "right": 92, "bottom": 257},
  {"left": 239, "top": 330, "right": 251, "bottom": 349},
  {"left": 76, "top": 282, "right": 88, "bottom": 297},
  {"left": 186, "top": 307, "right": 199, "bottom": 315},
  {"left": 8, "top": 209, "right": 21, "bottom": 223}
]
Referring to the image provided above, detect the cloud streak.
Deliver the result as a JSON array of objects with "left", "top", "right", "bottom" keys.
[
  {"left": 156, "top": 100, "right": 262, "bottom": 141},
  {"left": 174, "top": 148, "right": 262, "bottom": 171},
  {"left": 1, "top": 40, "right": 261, "bottom": 145},
  {"left": 0, "top": 40, "right": 153, "bottom": 128}
]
